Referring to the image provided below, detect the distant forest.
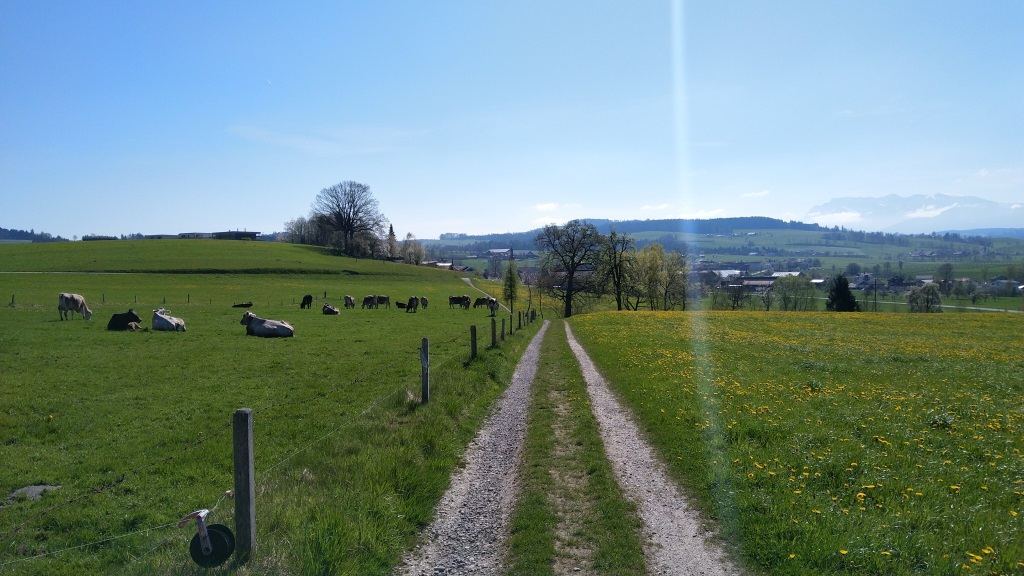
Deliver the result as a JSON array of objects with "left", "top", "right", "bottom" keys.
[
  {"left": 429, "top": 217, "right": 827, "bottom": 252},
  {"left": 0, "top": 227, "right": 69, "bottom": 242}
]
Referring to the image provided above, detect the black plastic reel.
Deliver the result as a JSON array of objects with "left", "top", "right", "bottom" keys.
[{"left": 189, "top": 523, "right": 236, "bottom": 568}]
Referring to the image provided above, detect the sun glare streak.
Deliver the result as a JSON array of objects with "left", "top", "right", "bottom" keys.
[{"left": 672, "top": 0, "right": 735, "bottom": 530}]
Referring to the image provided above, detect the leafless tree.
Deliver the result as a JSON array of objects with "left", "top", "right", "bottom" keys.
[
  {"left": 535, "top": 220, "right": 603, "bottom": 318},
  {"left": 599, "top": 230, "right": 634, "bottom": 311},
  {"left": 310, "top": 181, "right": 387, "bottom": 257}
]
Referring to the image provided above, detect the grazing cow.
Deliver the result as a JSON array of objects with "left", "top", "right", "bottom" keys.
[
  {"left": 420, "top": 296, "right": 428, "bottom": 309},
  {"left": 152, "top": 308, "right": 187, "bottom": 332},
  {"left": 240, "top": 311, "right": 294, "bottom": 338},
  {"left": 107, "top": 309, "right": 142, "bottom": 331},
  {"left": 473, "top": 297, "right": 490, "bottom": 308},
  {"left": 376, "top": 295, "right": 391, "bottom": 309},
  {"left": 449, "top": 295, "right": 461, "bottom": 309},
  {"left": 405, "top": 296, "right": 419, "bottom": 313},
  {"left": 323, "top": 303, "right": 340, "bottom": 315},
  {"left": 58, "top": 293, "right": 92, "bottom": 320},
  {"left": 300, "top": 294, "right": 313, "bottom": 309},
  {"left": 460, "top": 295, "right": 471, "bottom": 310},
  {"left": 344, "top": 295, "right": 356, "bottom": 309},
  {"left": 362, "top": 295, "right": 377, "bottom": 309},
  {"left": 232, "top": 301, "right": 253, "bottom": 308}
]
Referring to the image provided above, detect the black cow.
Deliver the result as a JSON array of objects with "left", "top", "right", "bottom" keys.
[
  {"left": 107, "top": 309, "right": 142, "bottom": 331},
  {"left": 232, "top": 301, "right": 253, "bottom": 308},
  {"left": 300, "top": 294, "right": 313, "bottom": 309}
]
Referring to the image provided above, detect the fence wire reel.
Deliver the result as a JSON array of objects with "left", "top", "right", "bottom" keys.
[{"left": 178, "top": 509, "right": 235, "bottom": 567}]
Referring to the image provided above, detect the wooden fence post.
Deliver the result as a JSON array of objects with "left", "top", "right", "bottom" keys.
[
  {"left": 233, "top": 408, "right": 256, "bottom": 563},
  {"left": 518, "top": 311, "right": 522, "bottom": 330},
  {"left": 491, "top": 318, "right": 497, "bottom": 348},
  {"left": 509, "top": 314, "right": 513, "bottom": 335},
  {"left": 470, "top": 326, "right": 477, "bottom": 359},
  {"left": 420, "top": 338, "right": 429, "bottom": 404},
  {"left": 501, "top": 318, "right": 505, "bottom": 341}
]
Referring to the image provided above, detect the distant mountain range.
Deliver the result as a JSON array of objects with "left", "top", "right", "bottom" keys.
[{"left": 806, "top": 194, "right": 1023, "bottom": 236}]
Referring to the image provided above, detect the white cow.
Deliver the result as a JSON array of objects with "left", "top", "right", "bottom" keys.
[
  {"left": 240, "top": 311, "right": 294, "bottom": 338},
  {"left": 152, "top": 308, "right": 187, "bottom": 332},
  {"left": 58, "top": 293, "right": 92, "bottom": 320}
]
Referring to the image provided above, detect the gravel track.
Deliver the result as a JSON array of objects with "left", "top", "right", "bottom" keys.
[
  {"left": 396, "top": 319, "right": 741, "bottom": 575},
  {"left": 395, "top": 320, "right": 551, "bottom": 576},
  {"left": 564, "top": 322, "right": 742, "bottom": 576}
]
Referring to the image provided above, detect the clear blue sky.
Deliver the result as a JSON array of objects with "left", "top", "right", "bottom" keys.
[{"left": 2, "top": 1, "right": 1021, "bottom": 240}]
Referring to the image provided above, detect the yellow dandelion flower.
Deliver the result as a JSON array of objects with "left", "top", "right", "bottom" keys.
[{"left": 840, "top": 549, "right": 848, "bottom": 555}]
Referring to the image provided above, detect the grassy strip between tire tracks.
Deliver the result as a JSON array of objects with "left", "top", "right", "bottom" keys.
[{"left": 506, "top": 321, "right": 646, "bottom": 575}]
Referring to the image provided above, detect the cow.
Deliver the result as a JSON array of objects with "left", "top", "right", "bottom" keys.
[
  {"left": 376, "top": 295, "right": 391, "bottom": 309},
  {"left": 232, "top": 301, "right": 253, "bottom": 308},
  {"left": 473, "top": 297, "right": 490, "bottom": 308},
  {"left": 152, "top": 308, "right": 186, "bottom": 332},
  {"left": 240, "top": 311, "right": 294, "bottom": 337},
  {"left": 405, "top": 296, "right": 419, "bottom": 313},
  {"left": 126, "top": 322, "right": 143, "bottom": 331},
  {"left": 449, "top": 295, "right": 471, "bottom": 309},
  {"left": 344, "top": 295, "right": 356, "bottom": 309},
  {"left": 300, "top": 294, "right": 313, "bottom": 309},
  {"left": 58, "top": 293, "right": 92, "bottom": 320},
  {"left": 488, "top": 298, "right": 499, "bottom": 316},
  {"left": 362, "top": 295, "right": 377, "bottom": 309},
  {"left": 107, "top": 309, "right": 142, "bottom": 331},
  {"left": 420, "top": 296, "right": 428, "bottom": 309},
  {"left": 323, "top": 303, "right": 340, "bottom": 315}
]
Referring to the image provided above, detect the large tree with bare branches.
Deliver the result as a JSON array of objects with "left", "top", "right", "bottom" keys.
[
  {"left": 310, "top": 181, "right": 387, "bottom": 257},
  {"left": 535, "top": 220, "right": 603, "bottom": 318}
]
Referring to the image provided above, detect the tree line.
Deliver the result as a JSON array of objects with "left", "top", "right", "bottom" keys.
[{"left": 280, "top": 181, "right": 425, "bottom": 264}]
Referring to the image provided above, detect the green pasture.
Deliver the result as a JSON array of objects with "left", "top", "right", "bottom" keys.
[
  {"left": 0, "top": 242, "right": 540, "bottom": 575},
  {"left": 569, "top": 311, "right": 1023, "bottom": 575}
]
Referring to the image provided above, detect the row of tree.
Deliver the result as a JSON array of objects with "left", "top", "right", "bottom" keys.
[{"left": 533, "top": 220, "right": 954, "bottom": 317}]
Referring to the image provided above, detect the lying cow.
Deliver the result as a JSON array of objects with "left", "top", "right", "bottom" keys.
[
  {"left": 405, "top": 296, "right": 419, "bottom": 313},
  {"left": 108, "top": 309, "right": 142, "bottom": 331},
  {"left": 240, "top": 311, "right": 294, "bottom": 338},
  {"left": 362, "top": 295, "right": 377, "bottom": 309},
  {"left": 300, "top": 294, "right": 313, "bottom": 309},
  {"left": 152, "top": 308, "right": 186, "bottom": 332},
  {"left": 323, "top": 303, "right": 340, "bottom": 315},
  {"left": 344, "top": 295, "right": 356, "bottom": 309},
  {"left": 232, "top": 301, "right": 253, "bottom": 308},
  {"left": 58, "top": 293, "right": 92, "bottom": 320}
]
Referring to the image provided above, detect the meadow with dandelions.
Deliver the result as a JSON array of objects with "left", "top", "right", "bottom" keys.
[{"left": 569, "top": 311, "right": 1023, "bottom": 575}]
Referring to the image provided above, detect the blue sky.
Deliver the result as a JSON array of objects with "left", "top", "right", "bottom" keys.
[{"left": 1, "top": 1, "right": 1021, "bottom": 240}]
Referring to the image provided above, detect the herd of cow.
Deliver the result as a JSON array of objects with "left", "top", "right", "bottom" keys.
[{"left": 56, "top": 290, "right": 502, "bottom": 339}]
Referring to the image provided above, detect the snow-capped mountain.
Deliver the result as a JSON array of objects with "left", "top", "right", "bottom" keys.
[{"left": 805, "top": 194, "right": 1023, "bottom": 234}]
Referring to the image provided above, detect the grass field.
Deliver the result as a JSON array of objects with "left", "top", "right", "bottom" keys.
[
  {"left": 568, "top": 311, "right": 1023, "bottom": 575},
  {"left": 0, "top": 241, "right": 541, "bottom": 575}
]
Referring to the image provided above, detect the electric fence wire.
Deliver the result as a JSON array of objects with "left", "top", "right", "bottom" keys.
[{"left": 0, "top": 344, "right": 467, "bottom": 570}]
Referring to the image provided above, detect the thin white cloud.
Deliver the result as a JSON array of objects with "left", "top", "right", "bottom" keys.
[
  {"left": 905, "top": 204, "right": 957, "bottom": 219},
  {"left": 228, "top": 124, "right": 422, "bottom": 155},
  {"left": 806, "top": 211, "right": 863, "bottom": 226},
  {"left": 741, "top": 190, "right": 770, "bottom": 198}
]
